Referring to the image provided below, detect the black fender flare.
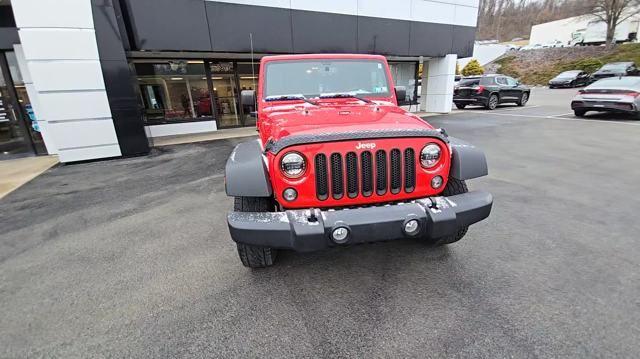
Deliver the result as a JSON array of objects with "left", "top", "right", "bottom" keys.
[
  {"left": 225, "top": 139, "right": 273, "bottom": 197},
  {"left": 449, "top": 137, "right": 488, "bottom": 180}
]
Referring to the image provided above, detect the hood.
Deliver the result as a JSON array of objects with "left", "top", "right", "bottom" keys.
[{"left": 261, "top": 101, "right": 433, "bottom": 143}]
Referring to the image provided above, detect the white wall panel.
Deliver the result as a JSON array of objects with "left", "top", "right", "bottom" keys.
[
  {"left": 411, "top": 1, "right": 455, "bottom": 25},
  {"left": 145, "top": 121, "right": 217, "bottom": 137},
  {"left": 454, "top": 5, "right": 479, "bottom": 27},
  {"left": 426, "top": 75, "right": 455, "bottom": 96},
  {"left": 48, "top": 120, "right": 119, "bottom": 149},
  {"left": 37, "top": 91, "right": 112, "bottom": 122},
  {"left": 452, "top": 0, "right": 479, "bottom": 7},
  {"left": 12, "top": 0, "right": 94, "bottom": 29},
  {"left": 290, "top": 0, "right": 357, "bottom": 16},
  {"left": 423, "top": 54, "right": 457, "bottom": 113},
  {"left": 58, "top": 144, "right": 121, "bottom": 162},
  {"left": 357, "top": 0, "right": 411, "bottom": 20},
  {"left": 14, "top": 0, "right": 121, "bottom": 162},
  {"left": 29, "top": 61, "right": 106, "bottom": 92},
  {"left": 19, "top": 29, "right": 100, "bottom": 61}
]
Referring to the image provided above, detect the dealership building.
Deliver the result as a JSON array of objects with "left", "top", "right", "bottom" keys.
[{"left": 0, "top": 0, "right": 478, "bottom": 163}]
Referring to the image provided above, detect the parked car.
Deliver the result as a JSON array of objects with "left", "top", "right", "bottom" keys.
[
  {"left": 225, "top": 54, "right": 493, "bottom": 267},
  {"left": 520, "top": 44, "right": 543, "bottom": 51},
  {"left": 571, "top": 76, "right": 640, "bottom": 118},
  {"left": 590, "top": 62, "right": 640, "bottom": 83},
  {"left": 453, "top": 74, "right": 530, "bottom": 110},
  {"left": 549, "top": 70, "right": 590, "bottom": 88}
]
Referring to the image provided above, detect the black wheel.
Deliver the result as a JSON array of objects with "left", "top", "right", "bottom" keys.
[
  {"left": 234, "top": 196, "right": 277, "bottom": 268},
  {"left": 570, "top": 80, "right": 576, "bottom": 88},
  {"left": 517, "top": 92, "right": 529, "bottom": 107},
  {"left": 434, "top": 178, "right": 469, "bottom": 245},
  {"left": 455, "top": 103, "right": 467, "bottom": 109},
  {"left": 486, "top": 94, "right": 499, "bottom": 110},
  {"left": 574, "top": 109, "right": 586, "bottom": 117}
]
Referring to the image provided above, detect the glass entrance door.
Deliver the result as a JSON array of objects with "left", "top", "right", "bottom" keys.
[
  {"left": 209, "top": 61, "right": 240, "bottom": 128},
  {"left": 0, "top": 52, "right": 39, "bottom": 158}
]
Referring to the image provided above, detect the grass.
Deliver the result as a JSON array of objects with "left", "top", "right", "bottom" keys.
[{"left": 493, "top": 44, "right": 640, "bottom": 85}]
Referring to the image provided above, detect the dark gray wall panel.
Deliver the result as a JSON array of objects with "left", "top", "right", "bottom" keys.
[
  {"left": 357, "top": 16, "right": 410, "bottom": 56},
  {"left": 92, "top": 0, "right": 149, "bottom": 156},
  {"left": 291, "top": 10, "right": 357, "bottom": 53},
  {"left": 0, "top": 27, "right": 18, "bottom": 50},
  {"left": 409, "top": 22, "right": 453, "bottom": 57},
  {"left": 116, "top": 1, "right": 477, "bottom": 57},
  {"left": 206, "top": 2, "right": 292, "bottom": 53},
  {"left": 121, "top": 0, "right": 211, "bottom": 51},
  {"left": 452, "top": 26, "right": 476, "bottom": 58}
]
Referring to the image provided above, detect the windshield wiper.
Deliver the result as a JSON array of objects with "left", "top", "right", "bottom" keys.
[
  {"left": 264, "top": 95, "right": 317, "bottom": 105},
  {"left": 319, "top": 93, "right": 372, "bottom": 103}
]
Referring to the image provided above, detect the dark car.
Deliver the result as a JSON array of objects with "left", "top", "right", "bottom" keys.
[
  {"left": 549, "top": 70, "right": 590, "bottom": 88},
  {"left": 589, "top": 62, "right": 640, "bottom": 83},
  {"left": 453, "top": 75, "right": 530, "bottom": 110},
  {"left": 571, "top": 76, "right": 640, "bottom": 119}
]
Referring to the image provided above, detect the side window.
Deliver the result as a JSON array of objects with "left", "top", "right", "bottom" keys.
[
  {"left": 505, "top": 77, "right": 518, "bottom": 86},
  {"left": 496, "top": 77, "right": 508, "bottom": 86}
]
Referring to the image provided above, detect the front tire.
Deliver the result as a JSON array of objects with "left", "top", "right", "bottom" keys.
[
  {"left": 434, "top": 178, "right": 469, "bottom": 245},
  {"left": 234, "top": 196, "right": 277, "bottom": 268},
  {"left": 455, "top": 103, "right": 467, "bottom": 109},
  {"left": 486, "top": 94, "right": 499, "bottom": 110},
  {"left": 517, "top": 92, "right": 529, "bottom": 107},
  {"left": 574, "top": 109, "right": 586, "bottom": 117}
]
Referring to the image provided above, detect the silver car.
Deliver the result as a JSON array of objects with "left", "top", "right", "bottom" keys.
[{"left": 571, "top": 77, "right": 640, "bottom": 119}]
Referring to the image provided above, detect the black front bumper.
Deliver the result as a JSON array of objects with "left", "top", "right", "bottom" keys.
[{"left": 227, "top": 191, "right": 493, "bottom": 252}]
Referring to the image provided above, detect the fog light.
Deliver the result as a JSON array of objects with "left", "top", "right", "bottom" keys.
[
  {"left": 404, "top": 219, "right": 420, "bottom": 235},
  {"left": 283, "top": 188, "right": 297, "bottom": 201},
  {"left": 332, "top": 227, "right": 349, "bottom": 243},
  {"left": 431, "top": 176, "right": 443, "bottom": 189}
]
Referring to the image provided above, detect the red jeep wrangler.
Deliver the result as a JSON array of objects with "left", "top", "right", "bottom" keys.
[{"left": 226, "top": 54, "right": 492, "bottom": 268}]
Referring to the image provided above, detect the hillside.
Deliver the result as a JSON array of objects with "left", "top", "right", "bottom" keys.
[
  {"left": 476, "top": 0, "right": 595, "bottom": 42},
  {"left": 485, "top": 44, "right": 640, "bottom": 85}
]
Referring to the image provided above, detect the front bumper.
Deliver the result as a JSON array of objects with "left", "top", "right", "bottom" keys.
[{"left": 227, "top": 191, "right": 493, "bottom": 252}]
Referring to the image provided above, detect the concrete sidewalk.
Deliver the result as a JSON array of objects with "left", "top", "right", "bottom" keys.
[{"left": 0, "top": 156, "right": 58, "bottom": 199}]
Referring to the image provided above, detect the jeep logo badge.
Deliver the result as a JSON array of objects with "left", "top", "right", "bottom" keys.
[{"left": 355, "top": 142, "right": 376, "bottom": 150}]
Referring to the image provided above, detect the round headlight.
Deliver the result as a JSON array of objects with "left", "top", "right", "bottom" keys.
[
  {"left": 420, "top": 143, "right": 441, "bottom": 168},
  {"left": 280, "top": 152, "right": 306, "bottom": 178}
]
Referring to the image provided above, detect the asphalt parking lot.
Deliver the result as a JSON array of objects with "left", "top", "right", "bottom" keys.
[{"left": 2, "top": 88, "right": 640, "bottom": 358}]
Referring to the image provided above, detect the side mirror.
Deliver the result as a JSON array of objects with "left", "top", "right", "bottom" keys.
[
  {"left": 395, "top": 86, "right": 407, "bottom": 103},
  {"left": 240, "top": 90, "right": 256, "bottom": 107}
]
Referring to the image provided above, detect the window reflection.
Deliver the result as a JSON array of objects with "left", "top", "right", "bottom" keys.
[{"left": 134, "top": 61, "right": 210, "bottom": 124}]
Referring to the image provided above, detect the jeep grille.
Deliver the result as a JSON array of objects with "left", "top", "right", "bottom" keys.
[{"left": 315, "top": 149, "right": 416, "bottom": 200}]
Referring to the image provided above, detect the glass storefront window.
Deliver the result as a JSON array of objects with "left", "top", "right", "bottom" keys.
[
  {"left": 237, "top": 62, "right": 259, "bottom": 126},
  {"left": 132, "top": 59, "right": 262, "bottom": 128},
  {"left": 209, "top": 62, "right": 239, "bottom": 128},
  {"left": 134, "top": 61, "right": 211, "bottom": 124},
  {"left": 389, "top": 62, "right": 418, "bottom": 105}
]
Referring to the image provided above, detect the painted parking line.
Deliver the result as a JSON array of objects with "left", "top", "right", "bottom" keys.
[
  {"left": 461, "top": 110, "right": 640, "bottom": 126},
  {"left": 492, "top": 105, "right": 543, "bottom": 113}
]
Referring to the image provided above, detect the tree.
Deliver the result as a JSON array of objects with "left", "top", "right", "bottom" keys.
[
  {"left": 462, "top": 59, "right": 484, "bottom": 76},
  {"left": 455, "top": 62, "right": 461, "bottom": 75},
  {"left": 588, "top": 0, "right": 640, "bottom": 48}
]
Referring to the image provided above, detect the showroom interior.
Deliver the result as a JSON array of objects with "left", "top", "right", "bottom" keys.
[{"left": 2, "top": 0, "right": 478, "bottom": 162}]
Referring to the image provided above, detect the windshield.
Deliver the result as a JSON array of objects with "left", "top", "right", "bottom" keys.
[
  {"left": 264, "top": 59, "right": 391, "bottom": 99},
  {"left": 557, "top": 71, "right": 580, "bottom": 78},
  {"left": 601, "top": 63, "right": 629, "bottom": 71}
]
